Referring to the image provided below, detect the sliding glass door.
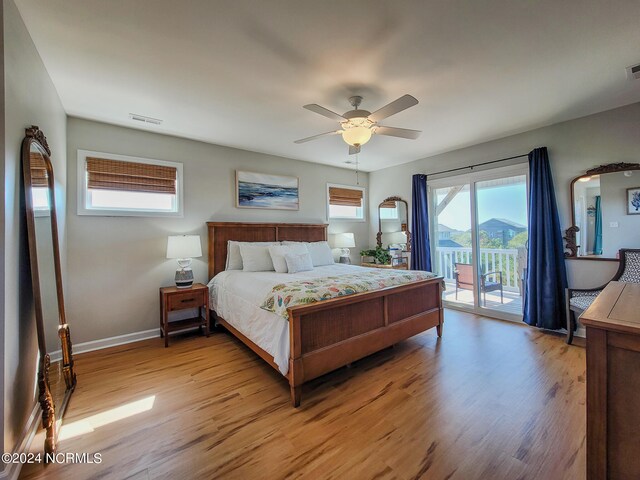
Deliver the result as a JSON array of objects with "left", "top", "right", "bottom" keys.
[
  {"left": 430, "top": 165, "right": 529, "bottom": 321},
  {"left": 433, "top": 183, "right": 474, "bottom": 310}
]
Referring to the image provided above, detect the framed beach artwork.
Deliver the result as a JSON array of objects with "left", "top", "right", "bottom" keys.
[
  {"left": 236, "top": 170, "right": 299, "bottom": 210},
  {"left": 627, "top": 187, "right": 640, "bottom": 215}
]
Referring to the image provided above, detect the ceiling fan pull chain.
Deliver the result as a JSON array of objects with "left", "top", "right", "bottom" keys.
[{"left": 356, "top": 153, "right": 360, "bottom": 185}]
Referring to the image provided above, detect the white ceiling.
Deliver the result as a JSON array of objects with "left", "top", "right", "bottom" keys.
[{"left": 15, "top": 0, "right": 640, "bottom": 172}]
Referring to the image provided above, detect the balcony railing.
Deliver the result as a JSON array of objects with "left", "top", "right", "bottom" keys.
[{"left": 436, "top": 247, "right": 524, "bottom": 292}]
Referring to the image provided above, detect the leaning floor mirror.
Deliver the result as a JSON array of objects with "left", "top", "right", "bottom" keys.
[{"left": 22, "top": 126, "right": 76, "bottom": 455}]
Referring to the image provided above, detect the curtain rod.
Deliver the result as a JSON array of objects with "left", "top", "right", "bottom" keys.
[{"left": 424, "top": 153, "right": 528, "bottom": 178}]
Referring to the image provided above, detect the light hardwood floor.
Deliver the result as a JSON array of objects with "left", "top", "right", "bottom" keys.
[{"left": 20, "top": 310, "right": 586, "bottom": 480}]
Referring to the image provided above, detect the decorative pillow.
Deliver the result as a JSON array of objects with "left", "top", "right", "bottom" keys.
[
  {"left": 238, "top": 244, "right": 276, "bottom": 272},
  {"left": 284, "top": 252, "right": 314, "bottom": 274},
  {"left": 226, "top": 241, "right": 279, "bottom": 270},
  {"left": 268, "top": 244, "right": 309, "bottom": 273},
  {"left": 282, "top": 241, "right": 335, "bottom": 266}
]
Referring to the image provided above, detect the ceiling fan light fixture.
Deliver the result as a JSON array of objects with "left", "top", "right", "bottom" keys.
[
  {"left": 342, "top": 125, "right": 372, "bottom": 146},
  {"left": 296, "top": 94, "right": 420, "bottom": 151}
]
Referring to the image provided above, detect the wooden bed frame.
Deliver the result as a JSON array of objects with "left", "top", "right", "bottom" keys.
[{"left": 207, "top": 222, "right": 444, "bottom": 407}]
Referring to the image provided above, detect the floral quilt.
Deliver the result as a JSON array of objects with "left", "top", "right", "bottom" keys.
[{"left": 260, "top": 269, "right": 438, "bottom": 320}]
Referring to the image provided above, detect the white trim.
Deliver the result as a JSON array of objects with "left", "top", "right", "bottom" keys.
[
  {"left": 0, "top": 403, "right": 40, "bottom": 480},
  {"left": 326, "top": 182, "right": 367, "bottom": 222},
  {"left": 76, "top": 149, "right": 184, "bottom": 217},
  {"left": 49, "top": 328, "right": 160, "bottom": 362}
]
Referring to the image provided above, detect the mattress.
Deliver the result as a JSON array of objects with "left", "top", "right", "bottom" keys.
[{"left": 208, "top": 264, "right": 375, "bottom": 375}]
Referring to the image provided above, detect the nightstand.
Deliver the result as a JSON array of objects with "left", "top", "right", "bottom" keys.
[{"left": 159, "top": 283, "right": 209, "bottom": 347}]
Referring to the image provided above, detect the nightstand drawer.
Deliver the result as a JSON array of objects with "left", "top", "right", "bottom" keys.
[{"left": 167, "top": 291, "right": 204, "bottom": 311}]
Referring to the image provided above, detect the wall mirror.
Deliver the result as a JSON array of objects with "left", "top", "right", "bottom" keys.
[
  {"left": 377, "top": 196, "right": 411, "bottom": 251},
  {"left": 22, "top": 126, "right": 76, "bottom": 455},
  {"left": 565, "top": 162, "right": 640, "bottom": 260}
]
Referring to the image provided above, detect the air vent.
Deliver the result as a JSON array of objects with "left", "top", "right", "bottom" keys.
[
  {"left": 626, "top": 64, "right": 640, "bottom": 80},
  {"left": 129, "top": 113, "right": 163, "bottom": 125}
]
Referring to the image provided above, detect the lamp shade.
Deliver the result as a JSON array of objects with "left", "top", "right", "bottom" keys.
[
  {"left": 166, "top": 235, "right": 202, "bottom": 259},
  {"left": 387, "top": 231, "right": 407, "bottom": 244},
  {"left": 331, "top": 232, "right": 356, "bottom": 248}
]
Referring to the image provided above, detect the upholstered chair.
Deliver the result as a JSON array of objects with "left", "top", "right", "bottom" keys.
[{"left": 566, "top": 249, "right": 640, "bottom": 344}]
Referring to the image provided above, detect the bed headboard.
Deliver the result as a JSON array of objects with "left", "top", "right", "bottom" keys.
[{"left": 206, "top": 222, "right": 328, "bottom": 279}]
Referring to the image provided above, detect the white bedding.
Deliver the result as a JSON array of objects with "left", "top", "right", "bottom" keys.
[{"left": 208, "top": 263, "right": 374, "bottom": 375}]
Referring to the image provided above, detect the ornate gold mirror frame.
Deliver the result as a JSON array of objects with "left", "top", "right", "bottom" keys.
[
  {"left": 565, "top": 161, "right": 640, "bottom": 260},
  {"left": 376, "top": 196, "right": 411, "bottom": 251},
  {"left": 22, "top": 126, "right": 76, "bottom": 455}
]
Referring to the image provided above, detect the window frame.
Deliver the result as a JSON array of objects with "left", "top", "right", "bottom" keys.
[
  {"left": 326, "top": 182, "right": 366, "bottom": 222},
  {"left": 77, "top": 150, "right": 184, "bottom": 217}
]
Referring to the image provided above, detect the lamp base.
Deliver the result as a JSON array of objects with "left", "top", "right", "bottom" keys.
[
  {"left": 339, "top": 247, "right": 351, "bottom": 264},
  {"left": 175, "top": 268, "right": 194, "bottom": 288}
]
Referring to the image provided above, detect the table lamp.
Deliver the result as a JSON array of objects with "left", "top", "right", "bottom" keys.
[
  {"left": 387, "top": 231, "right": 408, "bottom": 250},
  {"left": 166, "top": 235, "right": 202, "bottom": 288},
  {"left": 331, "top": 233, "right": 356, "bottom": 264}
]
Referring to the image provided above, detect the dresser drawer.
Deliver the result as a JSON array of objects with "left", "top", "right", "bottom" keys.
[{"left": 167, "top": 290, "right": 204, "bottom": 311}]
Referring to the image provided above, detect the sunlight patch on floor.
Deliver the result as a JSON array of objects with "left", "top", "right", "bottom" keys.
[{"left": 59, "top": 395, "right": 156, "bottom": 441}]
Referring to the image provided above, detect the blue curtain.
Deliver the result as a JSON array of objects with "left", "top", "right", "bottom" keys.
[
  {"left": 410, "top": 174, "right": 432, "bottom": 271},
  {"left": 593, "top": 196, "right": 603, "bottom": 255},
  {"left": 524, "top": 147, "right": 568, "bottom": 329}
]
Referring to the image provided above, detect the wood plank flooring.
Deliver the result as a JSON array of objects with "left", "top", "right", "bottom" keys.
[{"left": 20, "top": 310, "right": 586, "bottom": 480}]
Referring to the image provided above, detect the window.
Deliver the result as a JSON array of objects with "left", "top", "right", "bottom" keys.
[
  {"left": 77, "top": 150, "right": 183, "bottom": 217},
  {"left": 29, "top": 152, "right": 51, "bottom": 212},
  {"left": 379, "top": 200, "right": 399, "bottom": 220},
  {"left": 327, "top": 183, "right": 365, "bottom": 221},
  {"left": 32, "top": 187, "right": 51, "bottom": 211}
]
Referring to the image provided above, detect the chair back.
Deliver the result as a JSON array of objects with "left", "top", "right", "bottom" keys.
[
  {"left": 617, "top": 249, "right": 640, "bottom": 283},
  {"left": 455, "top": 263, "right": 474, "bottom": 290}
]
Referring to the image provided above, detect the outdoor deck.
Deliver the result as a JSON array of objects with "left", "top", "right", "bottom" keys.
[{"left": 442, "top": 280, "right": 524, "bottom": 316}]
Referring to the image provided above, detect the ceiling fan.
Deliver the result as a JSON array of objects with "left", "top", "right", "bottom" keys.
[{"left": 295, "top": 94, "right": 421, "bottom": 154}]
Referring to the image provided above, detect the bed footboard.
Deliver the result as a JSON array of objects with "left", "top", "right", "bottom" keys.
[{"left": 287, "top": 277, "right": 443, "bottom": 407}]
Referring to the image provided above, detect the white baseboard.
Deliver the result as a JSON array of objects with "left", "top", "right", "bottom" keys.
[
  {"left": 50, "top": 328, "right": 160, "bottom": 363},
  {"left": 0, "top": 403, "right": 40, "bottom": 480}
]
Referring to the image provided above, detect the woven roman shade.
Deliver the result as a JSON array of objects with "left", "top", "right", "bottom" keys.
[
  {"left": 329, "top": 186, "right": 363, "bottom": 207},
  {"left": 86, "top": 157, "right": 177, "bottom": 194},
  {"left": 30, "top": 153, "right": 49, "bottom": 187},
  {"left": 380, "top": 200, "right": 397, "bottom": 208}
]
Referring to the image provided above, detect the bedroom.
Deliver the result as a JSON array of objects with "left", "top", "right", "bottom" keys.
[{"left": 2, "top": 0, "right": 640, "bottom": 479}]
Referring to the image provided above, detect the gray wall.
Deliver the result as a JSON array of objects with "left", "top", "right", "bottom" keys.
[
  {"left": 66, "top": 117, "right": 369, "bottom": 344},
  {"left": 3, "top": 0, "right": 67, "bottom": 457},
  {"left": 0, "top": 0, "right": 5, "bottom": 463},
  {"left": 369, "top": 102, "right": 640, "bottom": 289}
]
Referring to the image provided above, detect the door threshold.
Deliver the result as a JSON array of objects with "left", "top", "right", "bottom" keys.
[{"left": 443, "top": 303, "right": 523, "bottom": 324}]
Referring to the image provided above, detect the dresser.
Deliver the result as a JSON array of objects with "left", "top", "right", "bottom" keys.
[{"left": 581, "top": 281, "right": 640, "bottom": 480}]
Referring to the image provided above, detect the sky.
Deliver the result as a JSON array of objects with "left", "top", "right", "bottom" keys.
[{"left": 436, "top": 182, "right": 527, "bottom": 232}]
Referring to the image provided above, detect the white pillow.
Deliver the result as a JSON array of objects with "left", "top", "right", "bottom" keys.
[
  {"left": 238, "top": 244, "right": 275, "bottom": 272},
  {"left": 226, "top": 241, "right": 279, "bottom": 270},
  {"left": 268, "top": 244, "right": 309, "bottom": 273},
  {"left": 282, "top": 241, "right": 335, "bottom": 267},
  {"left": 284, "top": 251, "right": 314, "bottom": 274}
]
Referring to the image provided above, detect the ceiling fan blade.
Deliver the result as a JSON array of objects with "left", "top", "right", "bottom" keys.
[
  {"left": 349, "top": 144, "right": 361, "bottom": 155},
  {"left": 294, "top": 130, "right": 341, "bottom": 144},
  {"left": 374, "top": 126, "right": 421, "bottom": 140},
  {"left": 368, "top": 94, "right": 418, "bottom": 122},
  {"left": 303, "top": 104, "right": 346, "bottom": 122}
]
